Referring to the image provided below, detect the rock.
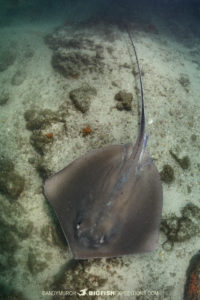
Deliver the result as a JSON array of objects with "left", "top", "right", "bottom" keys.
[
  {"left": 160, "top": 164, "right": 175, "bottom": 183},
  {"left": 114, "top": 90, "right": 133, "bottom": 111},
  {"left": 0, "top": 50, "right": 16, "bottom": 72},
  {"left": 11, "top": 69, "right": 26, "bottom": 86},
  {"left": 69, "top": 85, "right": 97, "bottom": 113},
  {"left": 0, "top": 91, "right": 9, "bottom": 105},
  {"left": 0, "top": 156, "right": 25, "bottom": 199}
]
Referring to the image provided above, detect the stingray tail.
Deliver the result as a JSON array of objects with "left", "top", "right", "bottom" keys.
[{"left": 126, "top": 26, "right": 146, "bottom": 143}]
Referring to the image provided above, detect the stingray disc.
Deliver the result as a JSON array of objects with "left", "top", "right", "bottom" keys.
[{"left": 44, "top": 143, "right": 163, "bottom": 259}]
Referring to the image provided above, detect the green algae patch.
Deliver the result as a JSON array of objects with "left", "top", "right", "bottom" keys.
[
  {"left": 0, "top": 156, "right": 25, "bottom": 199},
  {"left": 114, "top": 90, "right": 133, "bottom": 111},
  {"left": 160, "top": 164, "right": 175, "bottom": 183}
]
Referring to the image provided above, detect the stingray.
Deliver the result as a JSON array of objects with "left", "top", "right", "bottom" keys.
[{"left": 44, "top": 30, "right": 163, "bottom": 259}]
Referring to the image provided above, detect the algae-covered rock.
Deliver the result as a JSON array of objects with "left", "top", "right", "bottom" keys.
[
  {"left": 161, "top": 202, "right": 200, "bottom": 247},
  {"left": 36, "top": 162, "right": 52, "bottom": 180},
  {"left": 160, "top": 164, "right": 175, "bottom": 183},
  {"left": 69, "top": 85, "right": 97, "bottom": 113},
  {"left": 27, "top": 248, "right": 48, "bottom": 275},
  {"left": 0, "top": 50, "right": 16, "bottom": 72},
  {"left": 24, "top": 108, "right": 64, "bottom": 131},
  {"left": 0, "top": 156, "right": 25, "bottom": 199},
  {"left": 114, "top": 90, "right": 133, "bottom": 111},
  {"left": 30, "top": 131, "right": 53, "bottom": 155},
  {"left": 11, "top": 69, "right": 26, "bottom": 86},
  {"left": 45, "top": 28, "right": 105, "bottom": 78},
  {"left": 52, "top": 49, "right": 104, "bottom": 79},
  {"left": 0, "top": 91, "right": 9, "bottom": 105},
  {"left": 51, "top": 260, "right": 107, "bottom": 300}
]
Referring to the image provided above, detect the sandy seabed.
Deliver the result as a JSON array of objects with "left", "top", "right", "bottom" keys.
[{"left": 0, "top": 7, "right": 200, "bottom": 300}]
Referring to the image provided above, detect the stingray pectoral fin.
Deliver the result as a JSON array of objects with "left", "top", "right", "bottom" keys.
[{"left": 44, "top": 144, "right": 163, "bottom": 259}]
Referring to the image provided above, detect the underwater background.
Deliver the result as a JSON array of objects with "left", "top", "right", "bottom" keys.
[{"left": 0, "top": 0, "right": 200, "bottom": 299}]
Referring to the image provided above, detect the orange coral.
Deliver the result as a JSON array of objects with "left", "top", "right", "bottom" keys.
[
  {"left": 45, "top": 132, "right": 53, "bottom": 139},
  {"left": 82, "top": 126, "right": 92, "bottom": 137}
]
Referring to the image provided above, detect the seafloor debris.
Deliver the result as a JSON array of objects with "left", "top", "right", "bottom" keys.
[
  {"left": 184, "top": 250, "right": 200, "bottom": 300},
  {"left": 11, "top": 69, "right": 26, "bottom": 86},
  {"left": 0, "top": 91, "right": 9, "bottom": 105},
  {"left": 0, "top": 50, "right": 17, "bottom": 72},
  {"left": 169, "top": 150, "right": 190, "bottom": 169},
  {"left": 160, "top": 164, "right": 175, "bottom": 183},
  {"left": 114, "top": 90, "right": 133, "bottom": 111},
  {"left": 0, "top": 156, "right": 25, "bottom": 199},
  {"left": 161, "top": 203, "right": 200, "bottom": 250},
  {"left": 69, "top": 85, "right": 97, "bottom": 113}
]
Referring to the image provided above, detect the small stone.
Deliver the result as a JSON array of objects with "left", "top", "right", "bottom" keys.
[
  {"left": 162, "top": 240, "right": 173, "bottom": 251},
  {"left": 160, "top": 164, "right": 175, "bottom": 183},
  {"left": 69, "top": 85, "right": 97, "bottom": 113}
]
